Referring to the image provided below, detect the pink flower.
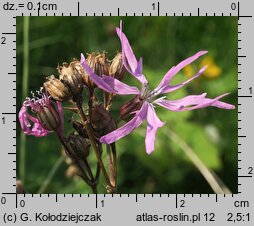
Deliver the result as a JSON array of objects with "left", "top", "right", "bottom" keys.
[
  {"left": 18, "top": 88, "right": 64, "bottom": 137},
  {"left": 81, "top": 22, "right": 235, "bottom": 154}
]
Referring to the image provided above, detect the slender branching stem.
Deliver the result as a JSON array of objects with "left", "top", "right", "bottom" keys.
[
  {"left": 106, "top": 93, "right": 114, "bottom": 110},
  {"left": 88, "top": 88, "right": 94, "bottom": 122},
  {"left": 56, "top": 133, "right": 97, "bottom": 193},
  {"left": 111, "top": 143, "right": 117, "bottom": 189},
  {"left": 83, "top": 160, "right": 94, "bottom": 181},
  {"left": 75, "top": 98, "right": 112, "bottom": 189},
  {"left": 103, "top": 91, "right": 107, "bottom": 109},
  {"left": 95, "top": 162, "right": 101, "bottom": 182},
  {"left": 83, "top": 159, "right": 98, "bottom": 193},
  {"left": 106, "top": 144, "right": 114, "bottom": 185}
]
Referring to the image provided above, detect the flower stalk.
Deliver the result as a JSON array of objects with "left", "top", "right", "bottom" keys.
[
  {"left": 106, "top": 144, "right": 114, "bottom": 185},
  {"left": 75, "top": 96, "right": 113, "bottom": 192},
  {"left": 57, "top": 133, "right": 98, "bottom": 193}
]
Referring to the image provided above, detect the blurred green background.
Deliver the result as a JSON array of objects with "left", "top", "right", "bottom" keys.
[{"left": 17, "top": 17, "right": 237, "bottom": 194}]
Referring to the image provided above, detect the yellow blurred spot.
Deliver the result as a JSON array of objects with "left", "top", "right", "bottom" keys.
[
  {"left": 200, "top": 56, "right": 222, "bottom": 79},
  {"left": 183, "top": 65, "right": 194, "bottom": 78}
]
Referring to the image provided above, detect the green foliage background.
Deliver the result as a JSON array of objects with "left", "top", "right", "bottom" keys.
[{"left": 16, "top": 17, "right": 237, "bottom": 194}]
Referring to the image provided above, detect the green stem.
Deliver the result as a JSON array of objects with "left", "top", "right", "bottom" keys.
[
  {"left": 106, "top": 144, "right": 114, "bottom": 185},
  {"left": 37, "top": 155, "right": 64, "bottom": 193},
  {"left": 111, "top": 143, "right": 117, "bottom": 189},
  {"left": 19, "top": 17, "right": 29, "bottom": 184}
]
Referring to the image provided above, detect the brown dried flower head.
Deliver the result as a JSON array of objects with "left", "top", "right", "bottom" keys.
[
  {"left": 44, "top": 75, "right": 72, "bottom": 101},
  {"left": 82, "top": 52, "right": 110, "bottom": 88},
  {"left": 57, "top": 61, "right": 83, "bottom": 97},
  {"left": 72, "top": 60, "right": 85, "bottom": 77},
  {"left": 109, "top": 52, "right": 126, "bottom": 81},
  {"left": 72, "top": 120, "right": 88, "bottom": 138},
  {"left": 36, "top": 105, "right": 61, "bottom": 131},
  {"left": 91, "top": 103, "right": 116, "bottom": 137},
  {"left": 67, "top": 134, "right": 90, "bottom": 159}
]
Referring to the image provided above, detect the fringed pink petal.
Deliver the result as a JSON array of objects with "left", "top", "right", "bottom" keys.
[{"left": 145, "top": 104, "right": 165, "bottom": 154}]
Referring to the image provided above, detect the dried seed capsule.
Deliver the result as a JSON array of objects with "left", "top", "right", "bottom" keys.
[
  {"left": 91, "top": 103, "right": 116, "bottom": 137},
  {"left": 36, "top": 105, "right": 61, "bottom": 131},
  {"left": 120, "top": 95, "right": 143, "bottom": 121},
  {"left": 44, "top": 75, "right": 72, "bottom": 102},
  {"left": 82, "top": 52, "right": 110, "bottom": 88},
  {"left": 58, "top": 61, "right": 83, "bottom": 98},
  {"left": 67, "top": 134, "right": 90, "bottom": 159},
  {"left": 109, "top": 52, "right": 126, "bottom": 81},
  {"left": 71, "top": 120, "right": 88, "bottom": 138},
  {"left": 72, "top": 60, "right": 85, "bottom": 77}
]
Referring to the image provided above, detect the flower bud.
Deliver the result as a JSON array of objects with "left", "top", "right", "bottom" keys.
[
  {"left": 120, "top": 95, "right": 143, "bottom": 121},
  {"left": 109, "top": 52, "right": 126, "bottom": 81},
  {"left": 58, "top": 61, "right": 83, "bottom": 97},
  {"left": 36, "top": 105, "right": 61, "bottom": 131},
  {"left": 67, "top": 134, "right": 90, "bottom": 159},
  {"left": 91, "top": 103, "right": 116, "bottom": 137},
  {"left": 44, "top": 75, "right": 72, "bottom": 102},
  {"left": 72, "top": 120, "right": 88, "bottom": 138},
  {"left": 82, "top": 52, "right": 110, "bottom": 88}
]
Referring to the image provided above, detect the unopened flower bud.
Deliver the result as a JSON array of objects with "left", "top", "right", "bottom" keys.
[
  {"left": 37, "top": 105, "right": 61, "bottom": 131},
  {"left": 91, "top": 103, "right": 116, "bottom": 137},
  {"left": 67, "top": 134, "right": 90, "bottom": 159},
  {"left": 58, "top": 61, "right": 83, "bottom": 98},
  {"left": 109, "top": 52, "right": 126, "bottom": 81},
  {"left": 72, "top": 120, "right": 88, "bottom": 138},
  {"left": 44, "top": 75, "right": 72, "bottom": 101},
  {"left": 83, "top": 52, "right": 110, "bottom": 88},
  {"left": 120, "top": 95, "right": 143, "bottom": 121}
]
